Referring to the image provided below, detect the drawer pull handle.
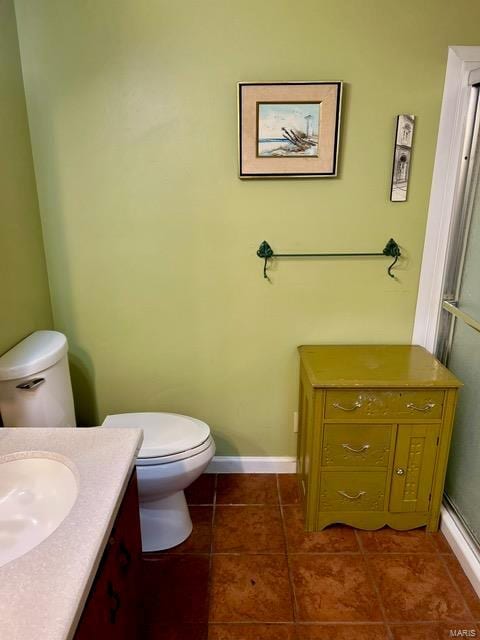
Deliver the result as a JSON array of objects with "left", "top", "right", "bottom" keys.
[
  {"left": 406, "top": 402, "right": 435, "bottom": 412},
  {"left": 333, "top": 401, "right": 362, "bottom": 412},
  {"left": 342, "top": 443, "right": 370, "bottom": 453},
  {"left": 107, "top": 580, "right": 121, "bottom": 624},
  {"left": 337, "top": 490, "right": 366, "bottom": 500},
  {"left": 118, "top": 541, "right": 132, "bottom": 574}
]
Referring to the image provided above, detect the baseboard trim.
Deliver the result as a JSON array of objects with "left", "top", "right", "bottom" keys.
[
  {"left": 206, "top": 456, "right": 296, "bottom": 474},
  {"left": 440, "top": 503, "right": 480, "bottom": 597}
]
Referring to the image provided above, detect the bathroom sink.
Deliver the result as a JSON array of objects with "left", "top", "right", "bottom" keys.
[{"left": 0, "top": 454, "right": 78, "bottom": 568}]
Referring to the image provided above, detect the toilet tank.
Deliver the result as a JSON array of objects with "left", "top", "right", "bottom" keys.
[{"left": 0, "top": 331, "right": 76, "bottom": 427}]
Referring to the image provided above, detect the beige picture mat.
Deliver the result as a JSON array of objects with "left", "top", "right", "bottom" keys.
[{"left": 240, "top": 83, "right": 340, "bottom": 176}]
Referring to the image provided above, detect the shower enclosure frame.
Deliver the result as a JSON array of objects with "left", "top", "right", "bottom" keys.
[{"left": 413, "top": 45, "right": 480, "bottom": 597}]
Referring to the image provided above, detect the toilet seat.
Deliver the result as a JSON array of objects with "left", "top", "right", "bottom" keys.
[
  {"left": 135, "top": 435, "right": 214, "bottom": 466},
  {"left": 102, "top": 412, "right": 212, "bottom": 465}
]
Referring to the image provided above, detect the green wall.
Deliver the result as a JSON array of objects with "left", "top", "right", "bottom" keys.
[
  {"left": 0, "top": 0, "right": 52, "bottom": 357},
  {"left": 14, "top": 1, "right": 480, "bottom": 453}
]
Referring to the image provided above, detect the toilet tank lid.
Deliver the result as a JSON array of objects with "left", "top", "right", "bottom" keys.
[{"left": 0, "top": 331, "right": 68, "bottom": 381}]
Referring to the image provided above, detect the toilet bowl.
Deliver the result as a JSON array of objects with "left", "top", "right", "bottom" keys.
[{"left": 102, "top": 412, "right": 215, "bottom": 551}]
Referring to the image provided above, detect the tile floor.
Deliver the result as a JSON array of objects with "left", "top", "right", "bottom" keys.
[{"left": 141, "top": 474, "right": 480, "bottom": 639}]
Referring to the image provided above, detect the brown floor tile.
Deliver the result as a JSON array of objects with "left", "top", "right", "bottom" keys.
[
  {"left": 209, "top": 554, "right": 293, "bottom": 622},
  {"left": 278, "top": 474, "right": 302, "bottom": 505},
  {"left": 213, "top": 506, "right": 285, "bottom": 553},
  {"left": 208, "top": 623, "right": 296, "bottom": 639},
  {"left": 358, "top": 527, "right": 439, "bottom": 554},
  {"left": 290, "top": 554, "right": 382, "bottom": 622},
  {"left": 283, "top": 506, "right": 359, "bottom": 553},
  {"left": 140, "top": 474, "right": 480, "bottom": 638},
  {"left": 434, "top": 532, "right": 454, "bottom": 554},
  {"left": 158, "top": 507, "right": 213, "bottom": 554},
  {"left": 296, "top": 624, "right": 389, "bottom": 639},
  {"left": 216, "top": 474, "right": 279, "bottom": 505},
  {"left": 368, "top": 554, "right": 470, "bottom": 622},
  {"left": 142, "top": 555, "right": 210, "bottom": 624},
  {"left": 443, "top": 554, "right": 480, "bottom": 619},
  {"left": 390, "top": 622, "right": 480, "bottom": 639},
  {"left": 144, "top": 624, "right": 208, "bottom": 640},
  {"left": 185, "top": 474, "right": 216, "bottom": 504}
]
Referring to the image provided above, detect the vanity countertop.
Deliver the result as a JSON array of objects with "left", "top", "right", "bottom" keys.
[{"left": 0, "top": 426, "right": 143, "bottom": 640}]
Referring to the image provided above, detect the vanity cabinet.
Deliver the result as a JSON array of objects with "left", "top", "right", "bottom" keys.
[
  {"left": 74, "top": 471, "right": 142, "bottom": 640},
  {"left": 297, "top": 345, "right": 462, "bottom": 532}
]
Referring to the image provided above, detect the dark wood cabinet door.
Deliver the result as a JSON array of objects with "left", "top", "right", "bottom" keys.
[
  {"left": 74, "top": 471, "right": 142, "bottom": 640},
  {"left": 109, "top": 472, "right": 142, "bottom": 638}
]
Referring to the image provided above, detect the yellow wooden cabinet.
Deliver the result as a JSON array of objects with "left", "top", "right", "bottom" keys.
[{"left": 297, "top": 345, "right": 462, "bottom": 532}]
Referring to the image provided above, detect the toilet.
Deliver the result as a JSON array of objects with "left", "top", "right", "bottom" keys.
[
  {"left": 102, "top": 412, "right": 215, "bottom": 550},
  {"left": 0, "top": 331, "right": 215, "bottom": 551}
]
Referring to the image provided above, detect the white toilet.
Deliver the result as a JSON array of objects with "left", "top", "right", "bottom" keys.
[
  {"left": 102, "top": 412, "right": 215, "bottom": 550},
  {"left": 0, "top": 331, "right": 215, "bottom": 551}
]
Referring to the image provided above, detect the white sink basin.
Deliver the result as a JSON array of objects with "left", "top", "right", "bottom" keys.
[{"left": 0, "top": 454, "right": 78, "bottom": 568}]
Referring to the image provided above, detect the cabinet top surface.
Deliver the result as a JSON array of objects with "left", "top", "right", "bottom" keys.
[{"left": 298, "top": 345, "right": 462, "bottom": 388}]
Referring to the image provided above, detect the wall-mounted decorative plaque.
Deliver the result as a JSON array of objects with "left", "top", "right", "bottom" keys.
[{"left": 390, "top": 114, "right": 415, "bottom": 201}]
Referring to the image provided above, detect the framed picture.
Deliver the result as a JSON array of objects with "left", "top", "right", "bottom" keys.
[
  {"left": 390, "top": 114, "right": 415, "bottom": 202},
  {"left": 238, "top": 82, "right": 342, "bottom": 179}
]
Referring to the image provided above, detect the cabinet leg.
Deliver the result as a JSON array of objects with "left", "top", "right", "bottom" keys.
[{"left": 426, "top": 509, "right": 441, "bottom": 532}]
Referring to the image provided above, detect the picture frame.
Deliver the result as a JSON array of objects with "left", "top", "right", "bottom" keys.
[
  {"left": 238, "top": 82, "right": 342, "bottom": 179},
  {"left": 390, "top": 114, "right": 415, "bottom": 202}
]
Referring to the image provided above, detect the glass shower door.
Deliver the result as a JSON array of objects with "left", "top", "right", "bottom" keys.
[{"left": 437, "top": 78, "right": 480, "bottom": 545}]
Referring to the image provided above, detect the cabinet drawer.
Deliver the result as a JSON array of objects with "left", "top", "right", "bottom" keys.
[
  {"left": 324, "top": 390, "right": 444, "bottom": 420},
  {"left": 322, "top": 424, "right": 392, "bottom": 467},
  {"left": 320, "top": 471, "right": 387, "bottom": 512}
]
